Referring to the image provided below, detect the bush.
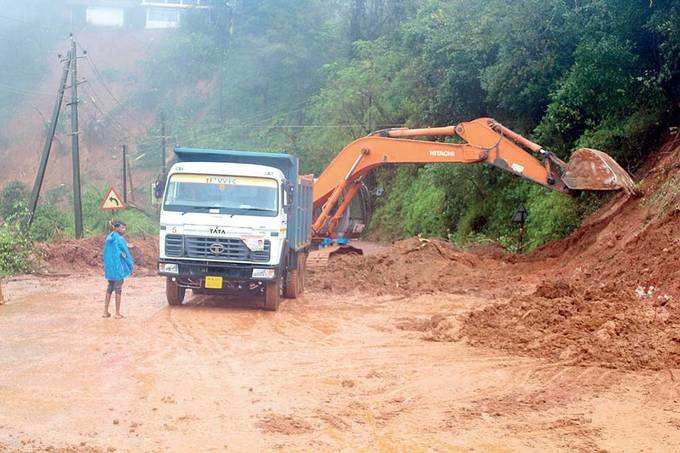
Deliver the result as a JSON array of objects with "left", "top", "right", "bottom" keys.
[
  {"left": 30, "top": 204, "right": 69, "bottom": 242},
  {"left": 524, "top": 187, "right": 589, "bottom": 250},
  {"left": 69, "top": 186, "right": 159, "bottom": 237},
  {"left": 0, "top": 181, "right": 29, "bottom": 220},
  {"left": 0, "top": 215, "right": 33, "bottom": 276},
  {"left": 369, "top": 166, "right": 448, "bottom": 240}
]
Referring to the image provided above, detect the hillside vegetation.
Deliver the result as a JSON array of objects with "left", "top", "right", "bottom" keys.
[{"left": 138, "top": 0, "right": 679, "bottom": 248}]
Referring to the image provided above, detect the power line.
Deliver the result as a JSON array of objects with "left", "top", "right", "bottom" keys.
[
  {"left": 80, "top": 83, "right": 133, "bottom": 139},
  {"left": 180, "top": 100, "right": 314, "bottom": 140},
  {"left": 82, "top": 51, "right": 130, "bottom": 115},
  {"left": 80, "top": 47, "right": 154, "bottom": 140},
  {"left": 0, "top": 82, "right": 52, "bottom": 97},
  {"left": 165, "top": 123, "right": 404, "bottom": 148},
  {"left": 237, "top": 99, "right": 313, "bottom": 126}
]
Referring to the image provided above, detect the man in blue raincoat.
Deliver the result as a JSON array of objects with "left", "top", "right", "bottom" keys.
[{"left": 103, "top": 221, "right": 134, "bottom": 318}]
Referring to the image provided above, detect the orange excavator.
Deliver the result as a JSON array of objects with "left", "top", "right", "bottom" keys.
[{"left": 308, "top": 117, "right": 635, "bottom": 264}]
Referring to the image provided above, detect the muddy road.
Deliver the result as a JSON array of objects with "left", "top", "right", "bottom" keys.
[{"left": 1, "top": 274, "right": 680, "bottom": 452}]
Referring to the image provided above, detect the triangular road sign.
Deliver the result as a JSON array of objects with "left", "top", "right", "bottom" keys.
[{"left": 100, "top": 187, "right": 126, "bottom": 210}]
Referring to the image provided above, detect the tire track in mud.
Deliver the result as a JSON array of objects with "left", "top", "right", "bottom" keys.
[
  {"left": 141, "top": 284, "right": 630, "bottom": 440},
  {"left": 131, "top": 300, "right": 268, "bottom": 443}
]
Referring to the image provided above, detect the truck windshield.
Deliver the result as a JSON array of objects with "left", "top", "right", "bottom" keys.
[{"left": 164, "top": 174, "right": 278, "bottom": 216}]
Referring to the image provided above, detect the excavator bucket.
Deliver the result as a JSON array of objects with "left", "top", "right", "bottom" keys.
[
  {"left": 562, "top": 148, "right": 638, "bottom": 195},
  {"left": 307, "top": 245, "right": 364, "bottom": 268}
]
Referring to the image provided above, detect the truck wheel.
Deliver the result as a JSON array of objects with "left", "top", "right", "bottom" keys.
[
  {"left": 283, "top": 269, "right": 300, "bottom": 299},
  {"left": 166, "top": 278, "right": 186, "bottom": 306},
  {"left": 264, "top": 278, "right": 281, "bottom": 311}
]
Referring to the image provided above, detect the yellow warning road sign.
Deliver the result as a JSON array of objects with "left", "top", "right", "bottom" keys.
[{"left": 100, "top": 187, "right": 126, "bottom": 210}]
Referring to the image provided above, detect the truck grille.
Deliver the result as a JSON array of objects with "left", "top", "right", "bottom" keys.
[
  {"left": 165, "top": 235, "right": 184, "bottom": 256},
  {"left": 165, "top": 235, "right": 270, "bottom": 262}
]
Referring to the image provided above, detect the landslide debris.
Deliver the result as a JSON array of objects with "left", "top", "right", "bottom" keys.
[
  {"left": 34, "top": 234, "right": 159, "bottom": 275},
  {"left": 463, "top": 281, "right": 680, "bottom": 370},
  {"left": 527, "top": 134, "right": 680, "bottom": 298},
  {"left": 310, "top": 133, "right": 680, "bottom": 371},
  {"left": 307, "top": 237, "right": 525, "bottom": 298},
  {"left": 462, "top": 134, "right": 680, "bottom": 370}
]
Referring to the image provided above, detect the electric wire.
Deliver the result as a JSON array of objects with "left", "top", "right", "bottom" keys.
[
  {"left": 80, "top": 84, "right": 133, "bottom": 141},
  {"left": 0, "top": 81, "right": 53, "bottom": 97}
]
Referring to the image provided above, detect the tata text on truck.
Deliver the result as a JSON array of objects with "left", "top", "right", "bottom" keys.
[{"left": 157, "top": 148, "right": 313, "bottom": 311}]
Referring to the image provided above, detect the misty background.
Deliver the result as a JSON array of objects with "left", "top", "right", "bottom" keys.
[{"left": 0, "top": 0, "right": 678, "bottom": 249}]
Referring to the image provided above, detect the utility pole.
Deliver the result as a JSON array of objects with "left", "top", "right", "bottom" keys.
[
  {"left": 127, "top": 150, "right": 135, "bottom": 203},
  {"left": 28, "top": 53, "right": 70, "bottom": 227},
  {"left": 69, "top": 35, "right": 84, "bottom": 239},
  {"left": 160, "top": 112, "right": 167, "bottom": 178},
  {"left": 122, "top": 144, "right": 127, "bottom": 203}
]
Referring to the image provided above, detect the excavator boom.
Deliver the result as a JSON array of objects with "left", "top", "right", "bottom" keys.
[{"left": 312, "top": 117, "right": 636, "bottom": 239}]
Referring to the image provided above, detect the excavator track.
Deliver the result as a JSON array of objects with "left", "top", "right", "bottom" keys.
[{"left": 307, "top": 245, "right": 364, "bottom": 268}]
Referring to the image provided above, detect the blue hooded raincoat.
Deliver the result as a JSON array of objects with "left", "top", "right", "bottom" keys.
[{"left": 103, "top": 232, "right": 134, "bottom": 281}]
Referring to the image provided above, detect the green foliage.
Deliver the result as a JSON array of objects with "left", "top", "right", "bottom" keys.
[
  {"left": 523, "top": 187, "right": 587, "bottom": 250},
  {"left": 74, "top": 186, "right": 158, "bottom": 237},
  {"left": 1, "top": 181, "right": 69, "bottom": 242},
  {"left": 30, "top": 203, "right": 68, "bottom": 242},
  {"left": 298, "top": 38, "right": 414, "bottom": 173},
  {"left": 370, "top": 166, "right": 447, "bottom": 240},
  {"left": 0, "top": 182, "right": 155, "bottom": 242},
  {"left": 0, "top": 212, "right": 33, "bottom": 276},
  {"left": 0, "top": 181, "right": 29, "bottom": 219},
  {"left": 130, "top": 0, "right": 679, "bottom": 251}
]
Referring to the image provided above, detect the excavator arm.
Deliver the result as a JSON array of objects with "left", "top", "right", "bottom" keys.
[{"left": 312, "top": 117, "right": 636, "bottom": 237}]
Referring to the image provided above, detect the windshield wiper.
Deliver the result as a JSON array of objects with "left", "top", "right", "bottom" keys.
[
  {"left": 239, "top": 207, "right": 276, "bottom": 213},
  {"left": 180, "top": 206, "right": 222, "bottom": 215}
]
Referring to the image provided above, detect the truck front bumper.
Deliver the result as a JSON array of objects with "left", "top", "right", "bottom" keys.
[{"left": 158, "top": 258, "right": 278, "bottom": 287}]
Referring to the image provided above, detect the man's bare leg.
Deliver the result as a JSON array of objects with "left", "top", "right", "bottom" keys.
[
  {"left": 114, "top": 291, "right": 124, "bottom": 318},
  {"left": 104, "top": 292, "right": 112, "bottom": 318}
]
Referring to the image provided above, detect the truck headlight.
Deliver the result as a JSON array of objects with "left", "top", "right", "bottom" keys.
[
  {"left": 252, "top": 268, "right": 275, "bottom": 279},
  {"left": 159, "top": 263, "right": 179, "bottom": 274}
]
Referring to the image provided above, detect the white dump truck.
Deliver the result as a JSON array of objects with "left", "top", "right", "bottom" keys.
[{"left": 157, "top": 148, "right": 313, "bottom": 311}]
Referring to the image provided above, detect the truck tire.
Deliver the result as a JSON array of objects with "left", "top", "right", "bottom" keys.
[
  {"left": 283, "top": 269, "right": 300, "bottom": 299},
  {"left": 263, "top": 278, "right": 281, "bottom": 311},
  {"left": 166, "top": 278, "right": 186, "bottom": 306}
]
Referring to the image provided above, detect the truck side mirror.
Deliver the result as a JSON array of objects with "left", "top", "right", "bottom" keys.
[
  {"left": 283, "top": 181, "right": 293, "bottom": 211},
  {"left": 154, "top": 177, "right": 166, "bottom": 199}
]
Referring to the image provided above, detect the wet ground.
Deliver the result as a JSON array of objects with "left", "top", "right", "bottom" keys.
[{"left": 2, "top": 275, "right": 680, "bottom": 452}]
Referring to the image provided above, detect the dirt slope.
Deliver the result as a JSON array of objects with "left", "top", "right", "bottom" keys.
[
  {"left": 465, "top": 134, "right": 680, "bottom": 370},
  {"left": 0, "top": 28, "right": 165, "bottom": 196},
  {"left": 527, "top": 133, "right": 680, "bottom": 297}
]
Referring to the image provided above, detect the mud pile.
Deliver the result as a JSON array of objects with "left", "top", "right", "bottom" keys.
[
  {"left": 307, "top": 237, "right": 524, "bottom": 297},
  {"left": 35, "top": 234, "right": 159, "bottom": 275},
  {"left": 462, "top": 134, "right": 680, "bottom": 370},
  {"left": 462, "top": 281, "right": 680, "bottom": 370},
  {"left": 528, "top": 135, "right": 680, "bottom": 298}
]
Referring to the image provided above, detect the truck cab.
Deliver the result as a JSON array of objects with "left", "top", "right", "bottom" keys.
[{"left": 157, "top": 148, "right": 312, "bottom": 310}]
